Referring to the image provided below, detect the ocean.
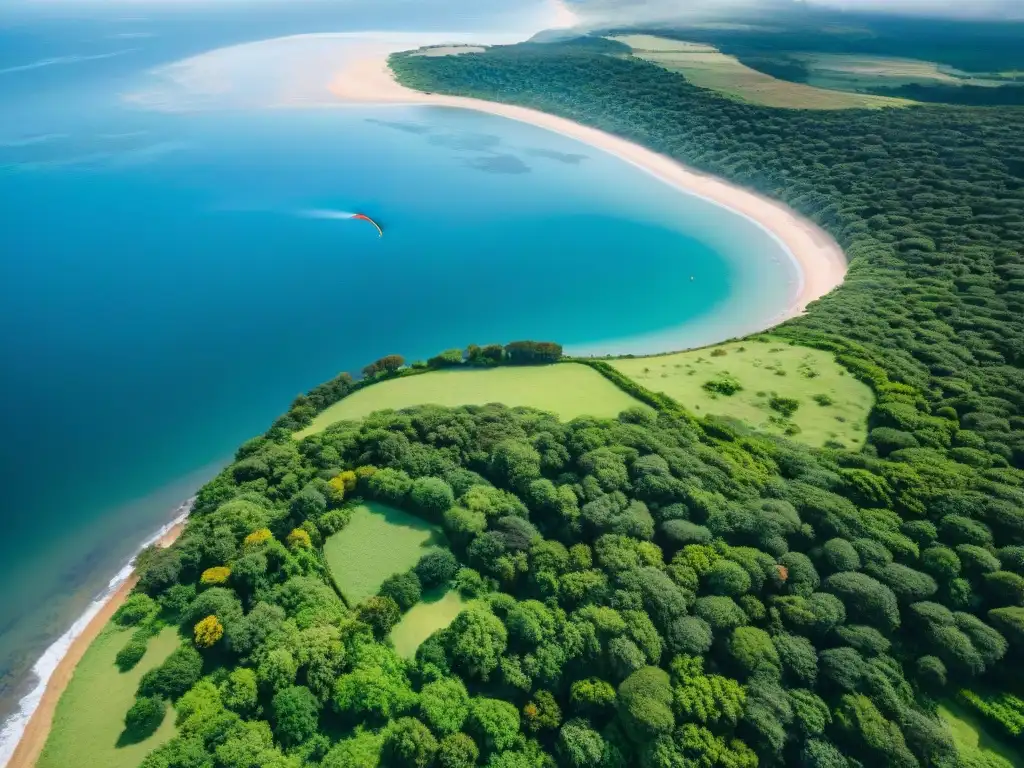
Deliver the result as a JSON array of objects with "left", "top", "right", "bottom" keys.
[{"left": 0, "top": 0, "right": 796, "bottom": 752}]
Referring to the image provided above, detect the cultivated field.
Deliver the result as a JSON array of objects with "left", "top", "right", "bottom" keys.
[
  {"left": 389, "top": 588, "right": 470, "bottom": 658},
  {"left": 296, "top": 364, "right": 647, "bottom": 438},
  {"left": 939, "top": 700, "right": 1022, "bottom": 768},
  {"left": 795, "top": 53, "right": 1009, "bottom": 91},
  {"left": 610, "top": 35, "right": 911, "bottom": 109},
  {"left": 38, "top": 625, "right": 179, "bottom": 768},
  {"left": 608, "top": 339, "right": 873, "bottom": 449},
  {"left": 323, "top": 502, "right": 446, "bottom": 605}
]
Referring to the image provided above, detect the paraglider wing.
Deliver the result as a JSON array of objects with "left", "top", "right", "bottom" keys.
[{"left": 351, "top": 213, "right": 383, "bottom": 238}]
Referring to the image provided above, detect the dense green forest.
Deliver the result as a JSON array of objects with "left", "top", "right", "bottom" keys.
[
  {"left": 125, "top": 358, "right": 1024, "bottom": 768},
  {"left": 107, "top": 33, "right": 1024, "bottom": 768}
]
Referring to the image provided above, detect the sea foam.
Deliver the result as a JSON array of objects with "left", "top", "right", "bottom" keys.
[
  {"left": 301, "top": 208, "right": 357, "bottom": 220},
  {"left": 0, "top": 498, "right": 194, "bottom": 768}
]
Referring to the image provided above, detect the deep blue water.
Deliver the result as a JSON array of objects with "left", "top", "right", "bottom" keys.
[{"left": 0, "top": 0, "right": 795, "bottom": 728}]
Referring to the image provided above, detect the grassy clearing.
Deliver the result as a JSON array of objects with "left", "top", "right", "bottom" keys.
[
  {"left": 324, "top": 503, "right": 446, "bottom": 605},
  {"left": 795, "top": 53, "right": 1009, "bottom": 92},
  {"left": 38, "top": 625, "right": 180, "bottom": 768},
  {"left": 296, "top": 364, "right": 647, "bottom": 438},
  {"left": 939, "top": 700, "right": 1022, "bottom": 768},
  {"left": 610, "top": 35, "right": 911, "bottom": 109},
  {"left": 608, "top": 338, "right": 873, "bottom": 449},
  {"left": 389, "top": 589, "right": 471, "bottom": 658}
]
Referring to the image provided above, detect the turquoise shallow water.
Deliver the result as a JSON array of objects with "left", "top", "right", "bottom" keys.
[{"left": 0, "top": 2, "right": 796, "bottom": 728}]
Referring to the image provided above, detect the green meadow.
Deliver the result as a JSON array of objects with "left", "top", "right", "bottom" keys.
[
  {"left": 323, "top": 502, "right": 446, "bottom": 605},
  {"left": 609, "top": 339, "right": 873, "bottom": 448},
  {"left": 389, "top": 589, "right": 471, "bottom": 658},
  {"left": 610, "top": 34, "right": 911, "bottom": 109},
  {"left": 295, "top": 364, "right": 647, "bottom": 438},
  {"left": 38, "top": 625, "right": 179, "bottom": 768},
  {"left": 939, "top": 700, "right": 1022, "bottom": 768}
]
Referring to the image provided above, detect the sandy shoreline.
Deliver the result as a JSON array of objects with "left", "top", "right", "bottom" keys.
[
  {"left": 6, "top": 522, "right": 185, "bottom": 768},
  {"left": 329, "top": 52, "right": 848, "bottom": 320}
]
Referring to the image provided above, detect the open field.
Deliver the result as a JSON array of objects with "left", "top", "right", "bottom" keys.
[
  {"left": 323, "top": 503, "right": 446, "bottom": 605},
  {"left": 37, "top": 625, "right": 179, "bottom": 768},
  {"left": 410, "top": 45, "right": 485, "bottom": 57},
  {"left": 795, "top": 53, "right": 1010, "bottom": 91},
  {"left": 389, "top": 589, "right": 470, "bottom": 658},
  {"left": 610, "top": 35, "right": 911, "bottom": 109},
  {"left": 608, "top": 339, "right": 873, "bottom": 449},
  {"left": 613, "top": 35, "right": 717, "bottom": 54},
  {"left": 940, "top": 700, "right": 1022, "bottom": 768},
  {"left": 296, "top": 364, "right": 647, "bottom": 438}
]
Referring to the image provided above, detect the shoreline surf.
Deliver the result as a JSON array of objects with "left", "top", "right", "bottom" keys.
[{"left": 0, "top": 502, "right": 192, "bottom": 768}]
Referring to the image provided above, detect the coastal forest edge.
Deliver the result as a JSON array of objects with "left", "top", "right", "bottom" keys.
[{"left": 108, "top": 34, "right": 1024, "bottom": 768}]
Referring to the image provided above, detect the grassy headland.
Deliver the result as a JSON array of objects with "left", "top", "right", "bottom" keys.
[
  {"left": 37, "top": 625, "right": 179, "bottom": 768},
  {"left": 608, "top": 338, "right": 873, "bottom": 448}
]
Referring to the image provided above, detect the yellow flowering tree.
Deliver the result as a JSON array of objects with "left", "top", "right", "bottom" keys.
[
  {"left": 194, "top": 615, "right": 224, "bottom": 648},
  {"left": 287, "top": 528, "right": 312, "bottom": 549},
  {"left": 355, "top": 465, "right": 378, "bottom": 481},
  {"left": 327, "top": 475, "right": 346, "bottom": 504},
  {"left": 200, "top": 566, "right": 231, "bottom": 586},
  {"left": 338, "top": 470, "right": 358, "bottom": 492},
  {"left": 244, "top": 528, "right": 272, "bottom": 548}
]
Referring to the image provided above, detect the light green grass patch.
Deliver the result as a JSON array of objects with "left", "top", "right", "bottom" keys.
[
  {"left": 38, "top": 624, "right": 180, "bottom": 768},
  {"left": 324, "top": 502, "right": 446, "bottom": 605},
  {"left": 609, "top": 34, "right": 911, "bottom": 109},
  {"left": 608, "top": 339, "right": 873, "bottom": 449},
  {"left": 795, "top": 53, "right": 1010, "bottom": 92},
  {"left": 940, "top": 700, "right": 1022, "bottom": 768},
  {"left": 389, "top": 588, "right": 471, "bottom": 658},
  {"left": 613, "top": 34, "right": 717, "bottom": 53},
  {"left": 410, "top": 45, "right": 486, "bottom": 57},
  {"left": 296, "top": 364, "right": 647, "bottom": 438}
]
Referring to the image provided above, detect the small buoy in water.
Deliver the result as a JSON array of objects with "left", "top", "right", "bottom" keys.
[{"left": 690, "top": 275, "right": 694, "bottom": 281}]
